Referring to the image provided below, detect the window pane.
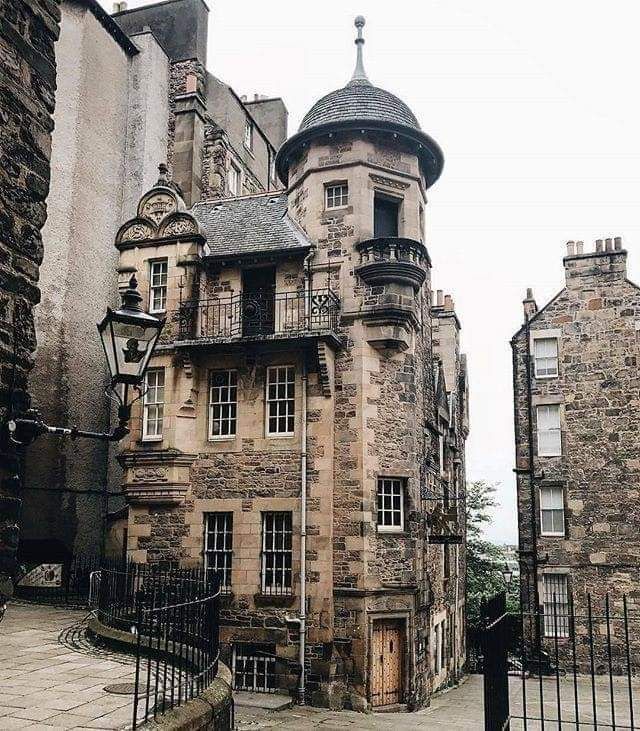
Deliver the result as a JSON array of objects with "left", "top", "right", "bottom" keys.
[
  {"left": 266, "top": 367, "right": 295, "bottom": 434},
  {"left": 143, "top": 368, "right": 164, "bottom": 438}
]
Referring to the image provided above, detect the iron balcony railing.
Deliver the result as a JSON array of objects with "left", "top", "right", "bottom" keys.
[{"left": 177, "top": 287, "right": 340, "bottom": 341}]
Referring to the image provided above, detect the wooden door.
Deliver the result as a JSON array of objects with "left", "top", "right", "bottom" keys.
[{"left": 371, "top": 619, "right": 405, "bottom": 707}]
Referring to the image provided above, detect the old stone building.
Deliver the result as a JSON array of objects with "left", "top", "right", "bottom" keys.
[
  {"left": 22, "top": 0, "right": 288, "bottom": 558},
  {"left": 512, "top": 238, "right": 640, "bottom": 663},
  {"left": 112, "top": 17, "right": 468, "bottom": 710},
  {"left": 0, "top": 0, "right": 60, "bottom": 601}
]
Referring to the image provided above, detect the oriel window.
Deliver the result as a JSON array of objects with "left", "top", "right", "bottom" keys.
[
  {"left": 142, "top": 367, "right": 164, "bottom": 440},
  {"left": 266, "top": 366, "right": 295, "bottom": 435},
  {"left": 261, "top": 511, "right": 292, "bottom": 595},
  {"left": 149, "top": 259, "right": 168, "bottom": 313},
  {"left": 209, "top": 370, "right": 238, "bottom": 439},
  {"left": 204, "top": 512, "right": 233, "bottom": 592}
]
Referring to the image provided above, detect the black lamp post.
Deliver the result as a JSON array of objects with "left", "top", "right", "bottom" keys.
[
  {"left": 7, "top": 276, "right": 164, "bottom": 445},
  {"left": 501, "top": 562, "right": 514, "bottom": 588}
]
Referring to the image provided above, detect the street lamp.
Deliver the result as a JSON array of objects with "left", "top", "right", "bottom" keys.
[
  {"left": 7, "top": 276, "right": 164, "bottom": 445},
  {"left": 501, "top": 562, "right": 514, "bottom": 588}
]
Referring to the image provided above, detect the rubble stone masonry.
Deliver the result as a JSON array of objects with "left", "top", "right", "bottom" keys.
[
  {"left": 512, "top": 239, "right": 640, "bottom": 668},
  {"left": 0, "top": 0, "right": 60, "bottom": 598}
]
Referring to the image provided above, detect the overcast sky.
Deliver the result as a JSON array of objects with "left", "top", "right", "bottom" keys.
[{"left": 101, "top": 0, "right": 640, "bottom": 543}]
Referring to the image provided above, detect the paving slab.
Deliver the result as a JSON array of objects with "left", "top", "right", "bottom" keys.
[{"left": 0, "top": 602, "right": 139, "bottom": 730}]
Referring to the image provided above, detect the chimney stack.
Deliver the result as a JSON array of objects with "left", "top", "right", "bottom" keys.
[
  {"left": 444, "top": 294, "right": 454, "bottom": 311},
  {"left": 523, "top": 288, "right": 538, "bottom": 322},
  {"left": 436, "top": 290, "right": 444, "bottom": 307}
]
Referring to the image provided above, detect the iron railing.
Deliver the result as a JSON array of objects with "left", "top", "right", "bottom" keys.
[
  {"left": 482, "top": 591, "right": 640, "bottom": 731},
  {"left": 177, "top": 287, "right": 340, "bottom": 341},
  {"left": 97, "top": 564, "right": 226, "bottom": 729}
]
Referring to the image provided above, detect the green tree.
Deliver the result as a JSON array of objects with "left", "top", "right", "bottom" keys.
[{"left": 466, "top": 480, "right": 519, "bottom": 630}]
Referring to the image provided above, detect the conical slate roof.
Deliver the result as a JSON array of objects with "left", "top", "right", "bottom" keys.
[
  {"left": 275, "top": 17, "right": 443, "bottom": 188},
  {"left": 299, "top": 80, "right": 421, "bottom": 133}
]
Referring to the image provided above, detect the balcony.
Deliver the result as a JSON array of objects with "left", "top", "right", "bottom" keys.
[
  {"left": 355, "top": 237, "right": 430, "bottom": 290},
  {"left": 176, "top": 287, "right": 340, "bottom": 344}
]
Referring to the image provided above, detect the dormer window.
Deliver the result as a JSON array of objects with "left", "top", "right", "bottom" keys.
[{"left": 325, "top": 183, "right": 348, "bottom": 209}]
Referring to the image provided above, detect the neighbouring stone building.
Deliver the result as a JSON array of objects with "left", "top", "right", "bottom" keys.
[
  {"left": 512, "top": 237, "right": 640, "bottom": 667},
  {"left": 112, "top": 17, "right": 468, "bottom": 710},
  {"left": 0, "top": 0, "right": 60, "bottom": 601},
  {"left": 22, "top": 0, "right": 287, "bottom": 559}
]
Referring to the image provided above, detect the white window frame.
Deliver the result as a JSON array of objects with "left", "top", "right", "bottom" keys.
[
  {"left": 537, "top": 404, "right": 562, "bottom": 457},
  {"left": 542, "top": 573, "right": 570, "bottom": 638},
  {"left": 266, "top": 366, "right": 295, "bottom": 436},
  {"left": 540, "top": 485, "right": 565, "bottom": 537},
  {"left": 325, "top": 182, "right": 349, "bottom": 209},
  {"left": 244, "top": 120, "right": 253, "bottom": 151},
  {"left": 376, "top": 477, "right": 405, "bottom": 532},
  {"left": 261, "top": 511, "right": 293, "bottom": 595},
  {"left": 142, "top": 367, "right": 164, "bottom": 441},
  {"left": 208, "top": 370, "right": 238, "bottom": 440},
  {"left": 534, "top": 337, "right": 559, "bottom": 378},
  {"left": 149, "top": 259, "right": 168, "bottom": 314},
  {"left": 228, "top": 162, "right": 241, "bottom": 196},
  {"left": 204, "top": 512, "right": 233, "bottom": 592}
]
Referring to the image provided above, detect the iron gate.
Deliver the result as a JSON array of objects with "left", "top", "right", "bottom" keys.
[
  {"left": 483, "top": 592, "right": 511, "bottom": 731},
  {"left": 482, "top": 591, "right": 639, "bottom": 730}
]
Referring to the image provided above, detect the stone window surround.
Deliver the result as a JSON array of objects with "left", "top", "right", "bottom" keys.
[
  {"left": 324, "top": 180, "right": 349, "bottom": 210},
  {"left": 539, "top": 569, "right": 572, "bottom": 639},
  {"left": 148, "top": 257, "right": 168, "bottom": 314},
  {"left": 375, "top": 476, "right": 408, "bottom": 533},
  {"left": 538, "top": 483, "right": 566, "bottom": 538},
  {"left": 530, "top": 328, "right": 562, "bottom": 380},
  {"left": 142, "top": 367, "right": 165, "bottom": 442},
  {"left": 532, "top": 396, "right": 564, "bottom": 458}
]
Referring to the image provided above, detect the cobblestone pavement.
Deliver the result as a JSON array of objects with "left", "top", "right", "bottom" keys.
[{"left": 0, "top": 602, "right": 140, "bottom": 730}]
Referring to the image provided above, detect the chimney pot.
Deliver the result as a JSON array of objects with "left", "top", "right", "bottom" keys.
[
  {"left": 614, "top": 236, "right": 623, "bottom": 250},
  {"left": 595, "top": 239, "right": 604, "bottom": 253},
  {"left": 436, "top": 290, "right": 444, "bottom": 306},
  {"left": 444, "top": 294, "right": 453, "bottom": 311},
  {"left": 576, "top": 241, "right": 584, "bottom": 254},
  {"left": 526, "top": 287, "right": 534, "bottom": 300},
  {"left": 566, "top": 241, "right": 575, "bottom": 256},
  {"left": 605, "top": 238, "right": 613, "bottom": 252}
]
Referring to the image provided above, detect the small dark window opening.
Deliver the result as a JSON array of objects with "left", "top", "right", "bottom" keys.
[{"left": 374, "top": 193, "right": 400, "bottom": 238}]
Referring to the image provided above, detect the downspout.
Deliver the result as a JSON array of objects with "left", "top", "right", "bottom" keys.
[{"left": 297, "top": 247, "right": 315, "bottom": 704}]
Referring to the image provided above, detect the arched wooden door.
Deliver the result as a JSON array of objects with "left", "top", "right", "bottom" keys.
[{"left": 371, "top": 618, "right": 405, "bottom": 707}]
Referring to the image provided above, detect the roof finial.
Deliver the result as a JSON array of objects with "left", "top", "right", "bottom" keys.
[{"left": 350, "top": 15, "right": 370, "bottom": 85}]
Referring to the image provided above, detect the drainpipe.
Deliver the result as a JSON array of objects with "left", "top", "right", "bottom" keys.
[{"left": 296, "top": 247, "right": 314, "bottom": 704}]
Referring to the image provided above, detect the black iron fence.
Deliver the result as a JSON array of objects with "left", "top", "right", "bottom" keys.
[
  {"left": 482, "top": 592, "right": 640, "bottom": 731},
  {"left": 177, "top": 287, "right": 340, "bottom": 341},
  {"left": 96, "top": 564, "right": 225, "bottom": 730}
]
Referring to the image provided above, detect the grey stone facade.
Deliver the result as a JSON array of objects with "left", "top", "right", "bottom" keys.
[
  {"left": 512, "top": 238, "right": 640, "bottom": 667},
  {"left": 0, "top": 0, "right": 60, "bottom": 599},
  {"left": 21, "top": 0, "right": 287, "bottom": 558}
]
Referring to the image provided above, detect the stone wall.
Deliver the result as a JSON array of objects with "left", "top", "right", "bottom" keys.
[
  {"left": 0, "top": 0, "right": 60, "bottom": 599},
  {"left": 512, "top": 240, "right": 640, "bottom": 666}
]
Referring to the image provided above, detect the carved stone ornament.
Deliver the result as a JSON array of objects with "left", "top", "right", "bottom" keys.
[
  {"left": 160, "top": 215, "right": 198, "bottom": 237},
  {"left": 120, "top": 221, "right": 155, "bottom": 242},
  {"left": 140, "top": 192, "right": 178, "bottom": 225},
  {"left": 132, "top": 466, "right": 169, "bottom": 483}
]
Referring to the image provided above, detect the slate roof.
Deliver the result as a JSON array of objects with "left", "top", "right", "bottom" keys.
[
  {"left": 299, "top": 78, "right": 421, "bottom": 133},
  {"left": 191, "top": 192, "right": 311, "bottom": 259}
]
